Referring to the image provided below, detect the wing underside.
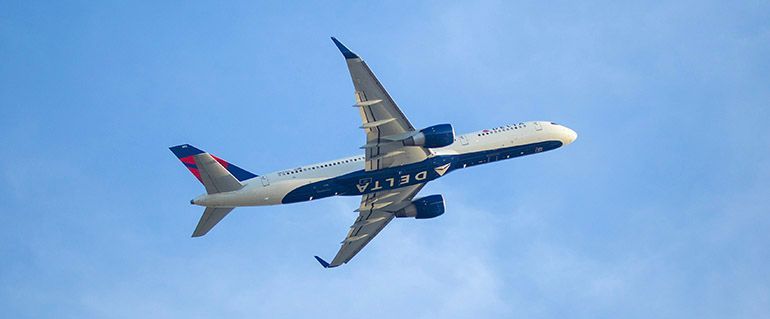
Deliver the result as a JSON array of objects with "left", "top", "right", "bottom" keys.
[
  {"left": 315, "top": 38, "right": 433, "bottom": 268},
  {"left": 332, "top": 37, "right": 430, "bottom": 171},
  {"left": 317, "top": 183, "right": 425, "bottom": 268}
]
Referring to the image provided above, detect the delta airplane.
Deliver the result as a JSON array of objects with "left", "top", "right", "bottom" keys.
[{"left": 170, "top": 38, "right": 577, "bottom": 268}]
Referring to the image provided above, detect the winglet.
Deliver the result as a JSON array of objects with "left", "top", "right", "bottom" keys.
[
  {"left": 314, "top": 256, "right": 332, "bottom": 268},
  {"left": 331, "top": 37, "right": 359, "bottom": 59}
]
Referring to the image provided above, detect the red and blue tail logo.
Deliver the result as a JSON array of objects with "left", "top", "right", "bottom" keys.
[{"left": 169, "top": 144, "right": 258, "bottom": 183}]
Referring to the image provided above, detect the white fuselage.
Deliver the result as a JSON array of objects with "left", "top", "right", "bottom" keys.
[{"left": 192, "top": 121, "right": 577, "bottom": 207}]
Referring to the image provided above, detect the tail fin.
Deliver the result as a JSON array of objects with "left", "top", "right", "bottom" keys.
[
  {"left": 169, "top": 144, "right": 258, "bottom": 183},
  {"left": 170, "top": 144, "right": 253, "bottom": 237}
]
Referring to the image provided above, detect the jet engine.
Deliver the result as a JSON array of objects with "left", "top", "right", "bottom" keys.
[
  {"left": 395, "top": 194, "right": 445, "bottom": 219},
  {"left": 402, "top": 124, "right": 455, "bottom": 148}
]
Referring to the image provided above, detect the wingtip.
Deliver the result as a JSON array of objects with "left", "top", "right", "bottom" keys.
[
  {"left": 330, "top": 37, "right": 359, "bottom": 59},
  {"left": 314, "top": 256, "right": 332, "bottom": 268}
]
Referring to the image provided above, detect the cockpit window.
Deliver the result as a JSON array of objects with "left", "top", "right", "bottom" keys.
[{"left": 551, "top": 122, "right": 559, "bottom": 125}]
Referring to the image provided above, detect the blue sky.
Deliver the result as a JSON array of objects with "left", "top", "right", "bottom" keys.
[{"left": 2, "top": 1, "right": 769, "bottom": 318}]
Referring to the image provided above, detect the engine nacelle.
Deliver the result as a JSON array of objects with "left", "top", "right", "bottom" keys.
[
  {"left": 395, "top": 194, "right": 445, "bottom": 219},
  {"left": 403, "top": 124, "right": 455, "bottom": 148}
]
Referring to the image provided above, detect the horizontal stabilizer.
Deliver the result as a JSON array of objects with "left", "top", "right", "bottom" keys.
[{"left": 192, "top": 207, "right": 234, "bottom": 237}]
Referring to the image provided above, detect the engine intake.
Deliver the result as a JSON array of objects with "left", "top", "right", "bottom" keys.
[
  {"left": 395, "top": 194, "right": 445, "bottom": 219},
  {"left": 403, "top": 124, "right": 455, "bottom": 148}
]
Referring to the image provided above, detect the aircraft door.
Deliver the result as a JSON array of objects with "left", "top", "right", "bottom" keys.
[
  {"left": 261, "top": 176, "right": 270, "bottom": 186},
  {"left": 534, "top": 122, "right": 543, "bottom": 131},
  {"left": 459, "top": 135, "right": 469, "bottom": 145}
]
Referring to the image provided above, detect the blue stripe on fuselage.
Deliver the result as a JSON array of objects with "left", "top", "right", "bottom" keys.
[{"left": 281, "top": 140, "right": 563, "bottom": 204}]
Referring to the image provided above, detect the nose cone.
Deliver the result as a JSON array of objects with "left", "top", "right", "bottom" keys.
[{"left": 562, "top": 127, "right": 578, "bottom": 145}]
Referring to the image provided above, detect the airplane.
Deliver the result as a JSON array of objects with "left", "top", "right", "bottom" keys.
[{"left": 169, "top": 37, "right": 577, "bottom": 268}]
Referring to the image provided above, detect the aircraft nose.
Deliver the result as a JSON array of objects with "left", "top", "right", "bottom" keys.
[{"left": 562, "top": 127, "right": 578, "bottom": 145}]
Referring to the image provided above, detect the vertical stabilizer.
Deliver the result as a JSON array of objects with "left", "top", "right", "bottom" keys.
[
  {"left": 169, "top": 144, "right": 258, "bottom": 184},
  {"left": 192, "top": 153, "right": 243, "bottom": 194}
]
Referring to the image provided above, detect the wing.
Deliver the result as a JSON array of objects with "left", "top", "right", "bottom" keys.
[
  {"left": 314, "top": 183, "right": 425, "bottom": 268},
  {"left": 332, "top": 37, "right": 430, "bottom": 171}
]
